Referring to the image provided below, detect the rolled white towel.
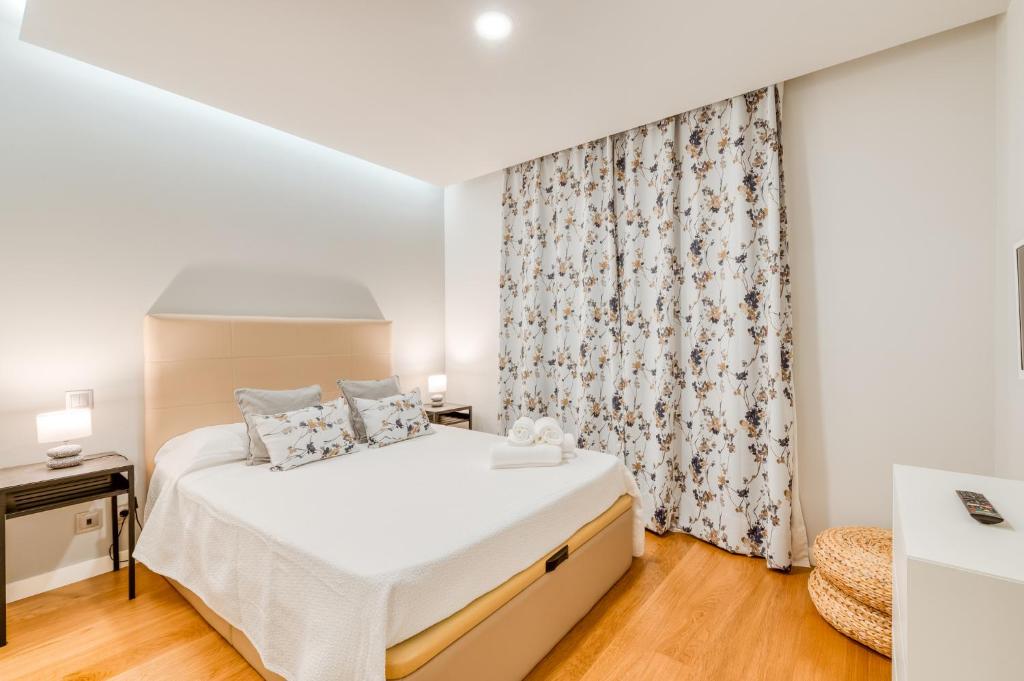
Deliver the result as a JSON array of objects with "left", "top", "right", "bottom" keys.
[
  {"left": 490, "top": 442, "right": 563, "bottom": 469},
  {"left": 508, "top": 416, "right": 536, "bottom": 446},
  {"left": 561, "top": 432, "right": 577, "bottom": 457},
  {"left": 533, "top": 417, "right": 564, "bottom": 447}
]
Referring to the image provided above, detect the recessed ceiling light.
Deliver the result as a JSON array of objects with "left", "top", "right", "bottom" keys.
[{"left": 475, "top": 11, "right": 512, "bottom": 41}]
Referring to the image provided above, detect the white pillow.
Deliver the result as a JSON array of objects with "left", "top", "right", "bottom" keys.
[
  {"left": 253, "top": 397, "right": 359, "bottom": 471},
  {"left": 354, "top": 388, "right": 435, "bottom": 448},
  {"left": 147, "top": 422, "right": 248, "bottom": 518}
]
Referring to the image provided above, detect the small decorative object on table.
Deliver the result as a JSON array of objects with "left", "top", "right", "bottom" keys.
[
  {"left": 36, "top": 408, "right": 92, "bottom": 469},
  {"left": 427, "top": 374, "right": 447, "bottom": 407},
  {"left": 422, "top": 402, "right": 472, "bottom": 430}
]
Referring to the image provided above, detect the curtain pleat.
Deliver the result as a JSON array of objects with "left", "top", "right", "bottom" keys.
[{"left": 498, "top": 85, "right": 807, "bottom": 569}]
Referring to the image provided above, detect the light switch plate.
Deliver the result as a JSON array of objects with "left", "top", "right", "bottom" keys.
[
  {"left": 65, "top": 389, "right": 94, "bottom": 410},
  {"left": 75, "top": 509, "right": 102, "bottom": 534}
]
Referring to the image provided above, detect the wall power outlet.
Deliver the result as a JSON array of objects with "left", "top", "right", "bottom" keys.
[{"left": 75, "top": 509, "right": 103, "bottom": 534}]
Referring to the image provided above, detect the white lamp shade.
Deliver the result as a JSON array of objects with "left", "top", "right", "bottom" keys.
[
  {"left": 37, "top": 408, "right": 92, "bottom": 444},
  {"left": 428, "top": 374, "right": 447, "bottom": 394}
]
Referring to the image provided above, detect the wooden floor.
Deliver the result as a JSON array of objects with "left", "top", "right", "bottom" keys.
[{"left": 0, "top": 533, "right": 889, "bottom": 681}]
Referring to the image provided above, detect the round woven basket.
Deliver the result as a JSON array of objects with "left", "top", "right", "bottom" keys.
[
  {"left": 812, "top": 526, "right": 892, "bottom": 615},
  {"left": 808, "top": 569, "right": 892, "bottom": 658}
]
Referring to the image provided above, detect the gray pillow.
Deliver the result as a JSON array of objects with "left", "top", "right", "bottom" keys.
[
  {"left": 338, "top": 375, "right": 401, "bottom": 442},
  {"left": 234, "top": 385, "right": 322, "bottom": 465}
]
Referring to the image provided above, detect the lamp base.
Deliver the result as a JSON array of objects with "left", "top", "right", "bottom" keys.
[
  {"left": 429, "top": 393, "right": 444, "bottom": 407},
  {"left": 46, "top": 443, "right": 82, "bottom": 459},
  {"left": 47, "top": 455, "right": 83, "bottom": 469}
]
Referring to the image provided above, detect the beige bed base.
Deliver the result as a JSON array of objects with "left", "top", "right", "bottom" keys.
[{"left": 143, "top": 314, "right": 635, "bottom": 680}]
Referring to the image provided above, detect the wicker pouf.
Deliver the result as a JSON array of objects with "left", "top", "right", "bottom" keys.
[
  {"left": 808, "top": 570, "right": 892, "bottom": 657},
  {"left": 812, "top": 526, "right": 892, "bottom": 615},
  {"left": 809, "top": 526, "right": 893, "bottom": 658}
]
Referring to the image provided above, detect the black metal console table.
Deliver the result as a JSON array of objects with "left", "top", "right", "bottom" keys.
[{"left": 0, "top": 452, "right": 136, "bottom": 646}]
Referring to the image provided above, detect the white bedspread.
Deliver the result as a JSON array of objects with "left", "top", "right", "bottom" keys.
[{"left": 135, "top": 423, "right": 644, "bottom": 681}]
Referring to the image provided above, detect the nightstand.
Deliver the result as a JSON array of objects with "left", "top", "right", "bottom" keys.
[
  {"left": 0, "top": 452, "right": 136, "bottom": 646},
  {"left": 423, "top": 403, "right": 473, "bottom": 430}
]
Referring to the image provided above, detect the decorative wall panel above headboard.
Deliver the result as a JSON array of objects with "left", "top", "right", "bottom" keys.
[{"left": 143, "top": 314, "right": 392, "bottom": 478}]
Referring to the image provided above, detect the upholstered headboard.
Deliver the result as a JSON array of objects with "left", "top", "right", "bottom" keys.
[{"left": 143, "top": 314, "right": 392, "bottom": 478}]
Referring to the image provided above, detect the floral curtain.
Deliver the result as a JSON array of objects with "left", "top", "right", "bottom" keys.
[{"left": 498, "top": 85, "right": 807, "bottom": 569}]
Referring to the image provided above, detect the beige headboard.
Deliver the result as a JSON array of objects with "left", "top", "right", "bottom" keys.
[{"left": 143, "top": 314, "right": 392, "bottom": 478}]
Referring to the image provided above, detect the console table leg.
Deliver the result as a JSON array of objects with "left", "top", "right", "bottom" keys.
[
  {"left": 1, "top": 493, "right": 6, "bottom": 646},
  {"left": 127, "top": 470, "right": 136, "bottom": 600},
  {"left": 110, "top": 494, "right": 119, "bottom": 571}
]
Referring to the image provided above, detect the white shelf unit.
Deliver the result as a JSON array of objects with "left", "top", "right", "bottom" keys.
[{"left": 893, "top": 465, "right": 1024, "bottom": 680}]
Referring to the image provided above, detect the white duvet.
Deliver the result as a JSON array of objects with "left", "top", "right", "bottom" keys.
[{"left": 136, "top": 423, "right": 644, "bottom": 681}]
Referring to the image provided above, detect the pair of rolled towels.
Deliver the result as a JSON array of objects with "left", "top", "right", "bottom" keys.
[{"left": 490, "top": 416, "right": 577, "bottom": 469}]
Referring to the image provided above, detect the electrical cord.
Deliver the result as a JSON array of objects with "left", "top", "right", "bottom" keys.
[
  {"left": 108, "top": 512, "right": 128, "bottom": 562},
  {"left": 133, "top": 496, "right": 144, "bottom": 530},
  {"left": 107, "top": 496, "right": 144, "bottom": 562}
]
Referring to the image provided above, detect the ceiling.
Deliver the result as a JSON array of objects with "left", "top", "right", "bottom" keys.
[{"left": 20, "top": 0, "right": 1007, "bottom": 185}]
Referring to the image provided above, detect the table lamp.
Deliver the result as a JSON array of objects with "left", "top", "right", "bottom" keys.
[
  {"left": 37, "top": 407, "right": 92, "bottom": 469},
  {"left": 427, "top": 374, "right": 447, "bottom": 407}
]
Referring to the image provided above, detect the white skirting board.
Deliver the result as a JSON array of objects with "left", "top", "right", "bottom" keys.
[{"left": 6, "top": 550, "right": 131, "bottom": 603}]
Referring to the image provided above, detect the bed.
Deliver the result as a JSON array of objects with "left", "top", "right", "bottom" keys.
[{"left": 136, "top": 314, "right": 644, "bottom": 681}]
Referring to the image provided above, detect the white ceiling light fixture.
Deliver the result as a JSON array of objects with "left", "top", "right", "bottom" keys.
[{"left": 474, "top": 11, "right": 512, "bottom": 41}]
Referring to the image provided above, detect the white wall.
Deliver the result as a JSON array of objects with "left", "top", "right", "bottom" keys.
[
  {"left": 444, "top": 19, "right": 998, "bottom": 543},
  {"left": 995, "top": 0, "right": 1024, "bottom": 479},
  {"left": 786, "top": 19, "right": 996, "bottom": 542},
  {"left": 0, "top": 8, "right": 444, "bottom": 588},
  {"left": 443, "top": 173, "right": 504, "bottom": 434}
]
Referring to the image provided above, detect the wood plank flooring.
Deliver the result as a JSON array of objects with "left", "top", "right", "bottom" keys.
[
  {"left": 0, "top": 533, "right": 889, "bottom": 680},
  {"left": 527, "top": 533, "right": 890, "bottom": 681}
]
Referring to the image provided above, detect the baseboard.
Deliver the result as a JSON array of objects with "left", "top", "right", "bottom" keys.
[{"left": 6, "top": 549, "right": 131, "bottom": 603}]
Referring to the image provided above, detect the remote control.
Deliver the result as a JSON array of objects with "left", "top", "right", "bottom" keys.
[{"left": 955, "top": 490, "right": 1004, "bottom": 525}]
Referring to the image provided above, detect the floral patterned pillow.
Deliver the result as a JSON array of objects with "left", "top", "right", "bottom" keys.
[
  {"left": 252, "top": 397, "right": 359, "bottom": 471},
  {"left": 354, "top": 388, "right": 434, "bottom": 448}
]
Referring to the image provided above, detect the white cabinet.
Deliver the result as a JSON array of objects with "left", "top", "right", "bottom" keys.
[{"left": 893, "top": 465, "right": 1024, "bottom": 680}]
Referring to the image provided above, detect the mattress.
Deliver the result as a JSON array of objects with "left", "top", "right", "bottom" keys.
[{"left": 136, "top": 423, "right": 644, "bottom": 681}]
